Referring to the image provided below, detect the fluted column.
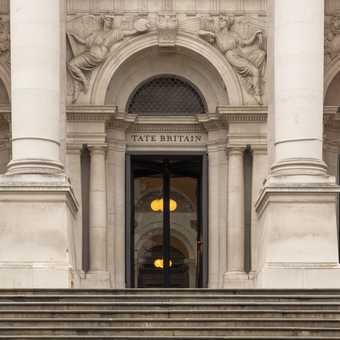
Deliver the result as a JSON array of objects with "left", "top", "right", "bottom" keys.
[
  {"left": 89, "top": 145, "right": 107, "bottom": 272},
  {"left": 8, "top": 0, "right": 63, "bottom": 174},
  {"left": 271, "top": 0, "right": 326, "bottom": 178}
]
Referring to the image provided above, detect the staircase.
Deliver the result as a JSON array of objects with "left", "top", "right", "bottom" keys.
[{"left": 0, "top": 289, "right": 340, "bottom": 339}]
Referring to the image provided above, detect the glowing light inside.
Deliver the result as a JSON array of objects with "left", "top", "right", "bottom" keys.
[
  {"left": 154, "top": 258, "right": 173, "bottom": 269},
  {"left": 151, "top": 198, "right": 177, "bottom": 212}
]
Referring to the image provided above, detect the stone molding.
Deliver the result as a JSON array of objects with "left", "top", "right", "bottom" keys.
[
  {"left": 66, "top": 0, "right": 268, "bottom": 15},
  {"left": 5, "top": 105, "right": 334, "bottom": 127},
  {"left": 218, "top": 105, "right": 268, "bottom": 122},
  {"left": 255, "top": 185, "right": 339, "bottom": 218},
  {"left": 0, "top": 175, "right": 79, "bottom": 216},
  {"left": 66, "top": 105, "right": 117, "bottom": 122},
  {"left": 90, "top": 31, "right": 243, "bottom": 105}
]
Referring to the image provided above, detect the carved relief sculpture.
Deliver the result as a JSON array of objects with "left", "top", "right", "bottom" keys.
[
  {"left": 157, "top": 15, "right": 178, "bottom": 47},
  {"left": 198, "top": 15, "right": 266, "bottom": 105},
  {"left": 67, "top": 15, "right": 151, "bottom": 103},
  {"left": 325, "top": 16, "right": 340, "bottom": 63},
  {"left": 0, "top": 17, "right": 9, "bottom": 66}
]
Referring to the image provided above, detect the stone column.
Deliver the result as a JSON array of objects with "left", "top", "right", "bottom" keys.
[
  {"left": 8, "top": 0, "right": 63, "bottom": 174},
  {"left": 88, "top": 145, "right": 107, "bottom": 273},
  {"left": 207, "top": 127, "right": 228, "bottom": 288},
  {"left": 107, "top": 129, "right": 127, "bottom": 288},
  {"left": 271, "top": 0, "right": 325, "bottom": 178},
  {"left": 65, "top": 144, "right": 83, "bottom": 278},
  {"left": 255, "top": 0, "right": 340, "bottom": 288},
  {"left": 224, "top": 147, "right": 248, "bottom": 287},
  {"left": 0, "top": 0, "right": 78, "bottom": 288},
  {"left": 251, "top": 146, "right": 268, "bottom": 272}
]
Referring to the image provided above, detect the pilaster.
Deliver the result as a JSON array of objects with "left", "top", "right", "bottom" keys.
[{"left": 205, "top": 121, "right": 228, "bottom": 288}]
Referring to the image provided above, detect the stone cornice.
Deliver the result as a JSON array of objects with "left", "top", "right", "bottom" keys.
[
  {"left": 217, "top": 105, "right": 268, "bottom": 123},
  {"left": 66, "top": 105, "right": 117, "bottom": 122},
  {"left": 1, "top": 105, "right": 337, "bottom": 127}
]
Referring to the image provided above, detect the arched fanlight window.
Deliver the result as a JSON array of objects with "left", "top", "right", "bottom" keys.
[{"left": 127, "top": 75, "right": 207, "bottom": 115}]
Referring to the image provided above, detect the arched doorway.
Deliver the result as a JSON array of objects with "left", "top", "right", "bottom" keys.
[{"left": 125, "top": 75, "right": 208, "bottom": 288}]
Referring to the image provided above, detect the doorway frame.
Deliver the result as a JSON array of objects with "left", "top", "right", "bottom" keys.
[{"left": 125, "top": 151, "right": 209, "bottom": 288}]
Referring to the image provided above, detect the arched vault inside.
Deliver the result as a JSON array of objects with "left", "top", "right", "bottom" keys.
[{"left": 104, "top": 46, "right": 229, "bottom": 112}]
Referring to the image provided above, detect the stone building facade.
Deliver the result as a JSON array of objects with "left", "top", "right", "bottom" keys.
[{"left": 0, "top": 0, "right": 340, "bottom": 289}]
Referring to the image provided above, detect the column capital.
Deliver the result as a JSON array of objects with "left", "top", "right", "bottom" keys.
[
  {"left": 88, "top": 144, "right": 108, "bottom": 155},
  {"left": 251, "top": 145, "right": 267, "bottom": 155},
  {"left": 66, "top": 144, "right": 83, "bottom": 156},
  {"left": 227, "top": 146, "right": 245, "bottom": 156}
]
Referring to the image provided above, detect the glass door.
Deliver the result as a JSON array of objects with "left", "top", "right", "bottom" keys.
[{"left": 126, "top": 155, "right": 207, "bottom": 288}]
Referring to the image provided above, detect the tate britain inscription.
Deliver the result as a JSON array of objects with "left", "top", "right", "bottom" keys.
[{"left": 128, "top": 133, "right": 206, "bottom": 145}]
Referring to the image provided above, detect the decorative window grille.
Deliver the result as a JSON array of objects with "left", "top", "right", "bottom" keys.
[{"left": 127, "top": 75, "right": 207, "bottom": 115}]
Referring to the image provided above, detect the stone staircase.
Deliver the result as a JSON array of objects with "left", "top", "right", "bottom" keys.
[{"left": 0, "top": 289, "right": 340, "bottom": 339}]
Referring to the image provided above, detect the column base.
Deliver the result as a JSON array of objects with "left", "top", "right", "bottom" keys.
[
  {"left": 0, "top": 262, "right": 73, "bottom": 288},
  {"left": 0, "top": 174, "right": 78, "bottom": 288},
  {"left": 269, "top": 158, "right": 331, "bottom": 184},
  {"left": 80, "top": 271, "right": 111, "bottom": 288},
  {"left": 255, "top": 181, "right": 340, "bottom": 288},
  {"left": 223, "top": 271, "right": 255, "bottom": 288},
  {"left": 256, "top": 262, "right": 340, "bottom": 288},
  {"left": 7, "top": 159, "right": 64, "bottom": 176}
]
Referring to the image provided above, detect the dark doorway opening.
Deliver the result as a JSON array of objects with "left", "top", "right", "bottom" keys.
[{"left": 126, "top": 154, "right": 208, "bottom": 288}]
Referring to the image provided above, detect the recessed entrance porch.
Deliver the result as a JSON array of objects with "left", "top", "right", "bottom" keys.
[{"left": 126, "top": 154, "right": 208, "bottom": 288}]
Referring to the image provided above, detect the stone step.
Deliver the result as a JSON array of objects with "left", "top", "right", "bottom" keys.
[
  {"left": 1, "top": 289, "right": 340, "bottom": 296},
  {"left": 1, "top": 294, "right": 339, "bottom": 302},
  {"left": 1, "top": 326, "right": 340, "bottom": 336},
  {"left": 0, "top": 318, "right": 340, "bottom": 328},
  {"left": 1, "top": 309, "right": 339, "bottom": 319},
  {"left": 1, "top": 301, "right": 340, "bottom": 311},
  {"left": 0, "top": 337, "right": 340, "bottom": 340}
]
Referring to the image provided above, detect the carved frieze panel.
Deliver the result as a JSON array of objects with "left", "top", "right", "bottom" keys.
[{"left": 66, "top": 1, "right": 267, "bottom": 105}]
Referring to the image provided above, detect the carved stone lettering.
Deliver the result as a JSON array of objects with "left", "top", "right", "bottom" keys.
[{"left": 129, "top": 133, "right": 204, "bottom": 144}]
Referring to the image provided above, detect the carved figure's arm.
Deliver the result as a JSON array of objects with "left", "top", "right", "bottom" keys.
[
  {"left": 198, "top": 29, "right": 216, "bottom": 43},
  {"left": 67, "top": 32, "right": 87, "bottom": 45},
  {"left": 241, "top": 30, "right": 263, "bottom": 47},
  {"left": 122, "top": 29, "right": 139, "bottom": 37}
]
